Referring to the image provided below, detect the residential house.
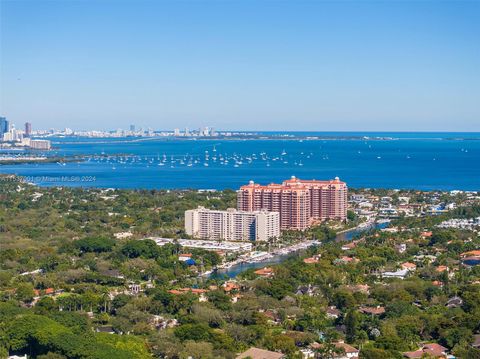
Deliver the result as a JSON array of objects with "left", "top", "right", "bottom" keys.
[
  {"left": 303, "top": 255, "right": 321, "bottom": 264},
  {"left": 395, "top": 243, "right": 407, "bottom": 253},
  {"left": 310, "top": 341, "right": 360, "bottom": 359},
  {"left": 223, "top": 281, "right": 240, "bottom": 293},
  {"left": 296, "top": 284, "right": 317, "bottom": 296},
  {"left": 446, "top": 296, "right": 463, "bottom": 308},
  {"left": 341, "top": 242, "right": 357, "bottom": 251},
  {"left": 359, "top": 306, "right": 385, "bottom": 316},
  {"left": 403, "top": 343, "right": 448, "bottom": 358},
  {"left": 168, "top": 288, "right": 209, "bottom": 302},
  {"left": 96, "top": 326, "right": 115, "bottom": 334},
  {"left": 326, "top": 306, "right": 341, "bottom": 319},
  {"left": 236, "top": 347, "right": 285, "bottom": 359},
  {"left": 401, "top": 262, "right": 417, "bottom": 271},
  {"left": 382, "top": 268, "right": 410, "bottom": 279},
  {"left": 254, "top": 267, "right": 275, "bottom": 278}
]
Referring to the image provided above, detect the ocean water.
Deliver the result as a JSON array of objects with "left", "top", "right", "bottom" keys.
[{"left": 0, "top": 132, "right": 479, "bottom": 191}]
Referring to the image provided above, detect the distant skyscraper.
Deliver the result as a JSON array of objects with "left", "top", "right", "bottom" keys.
[
  {"left": 130, "top": 124, "right": 135, "bottom": 132},
  {"left": 174, "top": 128, "right": 181, "bottom": 136},
  {"left": 25, "top": 122, "right": 32, "bottom": 137},
  {"left": 0, "top": 117, "right": 9, "bottom": 137}
]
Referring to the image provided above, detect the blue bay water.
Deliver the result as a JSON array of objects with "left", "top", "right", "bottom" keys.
[{"left": 0, "top": 132, "right": 479, "bottom": 191}]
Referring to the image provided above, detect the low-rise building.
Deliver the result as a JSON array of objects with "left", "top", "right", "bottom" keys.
[
  {"left": 28, "top": 139, "right": 52, "bottom": 150},
  {"left": 149, "top": 237, "right": 253, "bottom": 253}
]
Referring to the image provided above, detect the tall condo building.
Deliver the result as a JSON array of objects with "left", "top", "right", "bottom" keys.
[
  {"left": 0, "top": 117, "right": 9, "bottom": 137},
  {"left": 237, "top": 176, "right": 348, "bottom": 230},
  {"left": 24, "top": 122, "right": 32, "bottom": 137},
  {"left": 185, "top": 207, "right": 280, "bottom": 242}
]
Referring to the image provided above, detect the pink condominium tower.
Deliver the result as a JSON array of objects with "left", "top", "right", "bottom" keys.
[{"left": 238, "top": 176, "right": 348, "bottom": 230}]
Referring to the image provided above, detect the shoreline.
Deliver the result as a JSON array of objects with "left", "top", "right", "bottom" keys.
[
  {"left": 41, "top": 135, "right": 480, "bottom": 145},
  {"left": 0, "top": 155, "right": 81, "bottom": 166}
]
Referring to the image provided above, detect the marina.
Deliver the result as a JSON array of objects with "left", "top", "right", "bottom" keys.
[
  {"left": 209, "top": 221, "right": 389, "bottom": 279},
  {"left": 0, "top": 133, "right": 479, "bottom": 191}
]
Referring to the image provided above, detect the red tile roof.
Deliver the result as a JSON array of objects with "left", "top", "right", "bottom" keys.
[
  {"left": 254, "top": 267, "right": 274, "bottom": 276},
  {"left": 461, "top": 250, "right": 480, "bottom": 257},
  {"left": 435, "top": 265, "right": 448, "bottom": 272},
  {"left": 403, "top": 343, "right": 447, "bottom": 358}
]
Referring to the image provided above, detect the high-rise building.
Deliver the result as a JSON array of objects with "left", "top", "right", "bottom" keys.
[
  {"left": 174, "top": 128, "right": 181, "bottom": 136},
  {"left": 0, "top": 117, "right": 9, "bottom": 138},
  {"left": 185, "top": 207, "right": 280, "bottom": 242},
  {"left": 130, "top": 124, "right": 135, "bottom": 132},
  {"left": 25, "top": 122, "right": 32, "bottom": 137},
  {"left": 237, "top": 176, "right": 348, "bottom": 230}
]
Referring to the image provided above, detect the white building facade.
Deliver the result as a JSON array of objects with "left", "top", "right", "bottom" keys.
[{"left": 185, "top": 207, "right": 280, "bottom": 241}]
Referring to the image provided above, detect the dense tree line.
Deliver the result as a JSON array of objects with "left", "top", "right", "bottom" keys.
[{"left": 1, "top": 178, "right": 479, "bottom": 358}]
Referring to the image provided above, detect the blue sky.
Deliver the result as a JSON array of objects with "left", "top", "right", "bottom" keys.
[{"left": 1, "top": 0, "right": 479, "bottom": 131}]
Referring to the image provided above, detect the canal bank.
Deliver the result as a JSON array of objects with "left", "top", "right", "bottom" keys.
[{"left": 210, "top": 220, "right": 390, "bottom": 279}]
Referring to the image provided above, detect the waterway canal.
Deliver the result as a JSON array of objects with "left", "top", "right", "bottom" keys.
[{"left": 210, "top": 221, "right": 390, "bottom": 279}]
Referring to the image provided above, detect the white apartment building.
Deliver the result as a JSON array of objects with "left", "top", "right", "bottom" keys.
[
  {"left": 185, "top": 207, "right": 280, "bottom": 242},
  {"left": 27, "top": 139, "right": 52, "bottom": 150}
]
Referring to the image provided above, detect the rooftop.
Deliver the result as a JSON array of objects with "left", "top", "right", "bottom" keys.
[
  {"left": 241, "top": 176, "right": 347, "bottom": 191},
  {"left": 236, "top": 347, "right": 285, "bottom": 359}
]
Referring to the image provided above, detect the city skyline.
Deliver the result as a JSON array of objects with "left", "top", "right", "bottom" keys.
[{"left": 1, "top": 1, "right": 479, "bottom": 131}]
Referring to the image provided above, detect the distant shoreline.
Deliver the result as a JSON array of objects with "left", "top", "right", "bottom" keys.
[
  {"left": 38, "top": 134, "right": 480, "bottom": 145},
  {"left": 23, "top": 131, "right": 480, "bottom": 144}
]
